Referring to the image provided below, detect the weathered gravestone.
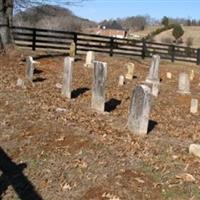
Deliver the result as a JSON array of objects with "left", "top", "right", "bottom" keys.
[
  {"left": 151, "top": 82, "right": 159, "bottom": 97},
  {"left": 145, "top": 55, "right": 160, "bottom": 84},
  {"left": 127, "top": 84, "right": 151, "bottom": 135},
  {"left": 190, "top": 70, "right": 194, "bottom": 81},
  {"left": 190, "top": 99, "right": 198, "bottom": 114},
  {"left": 84, "top": 51, "right": 95, "bottom": 68},
  {"left": 69, "top": 42, "right": 76, "bottom": 57},
  {"left": 125, "top": 63, "right": 135, "bottom": 80},
  {"left": 178, "top": 72, "right": 190, "bottom": 94},
  {"left": 26, "top": 56, "right": 35, "bottom": 82},
  {"left": 118, "top": 75, "right": 125, "bottom": 86},
  {"left": 61, "top": 57, "right": 74, "bottom": 98},
  {"left": 91, "top": 61, "right": 107, "bottom": 112}
]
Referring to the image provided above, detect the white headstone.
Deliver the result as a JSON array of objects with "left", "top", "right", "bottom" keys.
[
  {"left": 118, "top": 75, "right": 125, "bottom": 86},
  {"left": 178, "top": 72, "right": 190, "bottom": 94},
  {"left": 190, "top": 99, "right": 198, "bottom": 114},
  {"left": 91, "top": 61, "right": 107, "bottom": 112},
  {"left": 190, "top": 70, "right": 194, "bottom": 81},
  {"left": 26, "top": 56, "right": 35, "bottom": 82},
  {"left": 61, "top": 57, "right": 74, "bottom": 98},
  {"left": 127, "top": 84, "right": 151, "bottom": 135},
  {"left": 84, "top": 51, "right": 95, "bottom": 68},
  {"left": 151, "top": 82, "right": 159, "bottom": 97},
  {"left": 189, "top": 144, "right": 200, "bottom": 158},
  {"left": 166, "top": 72, "right": 172, "bottom": 79},
  {"left": 145, "top": 55, "right": 160, "bottom": 84},
  {"left": 125, "top": 63, "right": 135, "bottom": 80}
]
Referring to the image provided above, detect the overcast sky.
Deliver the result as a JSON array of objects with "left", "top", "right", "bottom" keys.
[{"left": 69, "top": 0, "right": 200, "bottom": 22}]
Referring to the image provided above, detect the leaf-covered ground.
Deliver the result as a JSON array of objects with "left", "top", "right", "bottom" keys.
[{"left": 1, "top": 49, "right": 200, "bottom": 200}]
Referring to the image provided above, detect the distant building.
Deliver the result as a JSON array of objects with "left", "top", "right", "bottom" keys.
[{"left": 84, "top": 26, "right": 127, "bottom": 38}]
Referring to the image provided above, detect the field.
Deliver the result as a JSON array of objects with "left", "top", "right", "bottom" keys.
[
  {"left": 1, "top": 49, "right": 200, "bottom": 200},
  {"left": 135, "top": 26, "right": 200, "bottom": 48}
]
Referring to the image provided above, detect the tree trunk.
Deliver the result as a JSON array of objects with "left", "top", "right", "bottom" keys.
[{"left": 0, "top": 0, "right": 13, "bottom": 49}]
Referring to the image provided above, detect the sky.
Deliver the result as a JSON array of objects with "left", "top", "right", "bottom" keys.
[{"left": 68, "top": 0, "right": 200, "bottom": 22}]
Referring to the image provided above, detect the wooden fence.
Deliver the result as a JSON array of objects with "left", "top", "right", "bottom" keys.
[{"left": 12, "top": 26, "right": 200, "bottom": 65}]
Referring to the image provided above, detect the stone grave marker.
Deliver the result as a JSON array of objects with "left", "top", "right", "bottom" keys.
[
  {"left": 178, "top": 72, "right": 190, "bottom": 94},
  {"left": 146, "top": 55, "right": 160, "bottom": 84},
  {"left": 69, "top": 42, "right": 76, "bottom": 57},
  {"left": 118, "top": 75, "right": 125, "bottom": 86},
  {"left": 84, "top": 51, "right": 95, "bottom": 68},
  {"left": 190, "top": 99, "right": 198, "bottom": 114},
  {"left": 61, "top": 57, "right": 74, "bottom": 98},
  {"left": 127, "top": 84, "right": 151, "bottom": 135},
  {"left": 190, "top": 70, "right": 194, "bottom": 81},
  {"left": 91, "top": 61, "right": 107, "bottom": 112},
  {"left": 151, "top": 82, "right": 159, "bottom": 97},
  {"left": 167, "top": 72, "right": 172, "bottom": 79},
  {"left": 26, "top": 56, "right": 35, "bottom": 82},
  {"left": 125, "top": 63, "right": 135, "bottom": 80}
]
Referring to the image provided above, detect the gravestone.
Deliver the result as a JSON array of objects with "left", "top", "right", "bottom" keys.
[
  {"left": 118, "top": 75, "right": 125, "bottom": 86},
  {"left": 91, "top": 61, "right": 107, "bottom": 112},
  {"left": 125, "top": 63, "right": 135, "bottom": 80},
  {"left": 167, "top": 72, "right": 172, "bottom": 79},
  {"left": 61, "top": 57, "right": 74, "bottom": 98},
  {"left": 26, "top": 56, "right": 35, "bottom": 82},
  {"left": 190, "top": 99, "right": 198, "bottom": 114},
  {"left": 145, "top": 55, "right": 160, "bottom": 84},
  {"left": 16, "top": 78, "right": 25, "bottom": 89},
  {"left": 127, "top": 84, "right": 151, "bottom": 135},
  {"left": 84, "top": 51, "right": 95, "bottom": 68},
  {"left": 178, "top": 72, "right": 190, "bottom": 94},
  {"left": 151, "top": 82, "right": 159, "bottom": 97},
  {"left": 190, "top": 70, "right": 194, "bottom": 81},
  {"left": 69, "top": 42, "right": 76, "bottom": 57}
]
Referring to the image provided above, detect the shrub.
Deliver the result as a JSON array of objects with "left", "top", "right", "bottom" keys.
[{"left": 172, "top": 24, "right": 184, "bottom": 43}]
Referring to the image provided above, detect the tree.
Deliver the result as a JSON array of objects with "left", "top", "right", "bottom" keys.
[
  {"left": 0, "top": 0, "right": 87, "bottom": 50},
  {"left": 172, "top": 24, "right": 184, "bottom": 43},
  {"left": 161, "top": 16, "right": 169, "bottom": 27}
]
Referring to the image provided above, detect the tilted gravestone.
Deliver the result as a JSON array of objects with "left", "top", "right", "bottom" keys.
[
  {"left": 118, "top": 75, "right": 125, "bottom": 86},
  {"left": 190, "top": 99, "right": 198, "bottom": 114},
  {"left": 125, "top": 63, "right": 135, "bottom": 80},
  {"left": 84, "top": 51, "right": 95, "bottom": 68},
  {"left": 177, "top": 72, "right": 190, "bottom": 94},
  {"left": 145, "top": 55, "right": 160, "bottom": 84},
  {"left": 61, "top": 57, "right": 74, "bottom": 98},
  {"left": 91, "top": 61, "right": 107, "bottom": 112},
  {"left": 127, "top": 84, "right": 151, "bottom": 135},
  {"left": 69, "top": 42, "right": 76, "bottom": 57}
]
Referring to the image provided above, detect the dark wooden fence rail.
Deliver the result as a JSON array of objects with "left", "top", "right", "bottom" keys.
[{"left": 12, "top": 26, "right": 200, "bottom": 65}]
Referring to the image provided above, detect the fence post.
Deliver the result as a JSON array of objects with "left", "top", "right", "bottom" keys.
[
  {"left": 110, "top": 38, "right": 114, "bottom": 57},
  {"left": 32, "top": 29, "right": 36, "bottom": 51},
  {"left": 171, "top": 45, "right": 175, "bottom": 62},
  {"left": 196, "top": 48, "right": 200, "bottom": 65},
  {"left": 142, "top": 40, "right": 146, "bottom": 59},
  {"left": 73, "top": 33, "right": 78, "bottom": 55}
]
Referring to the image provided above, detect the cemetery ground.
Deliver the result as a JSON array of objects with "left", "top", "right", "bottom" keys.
[{"left": 1, "top": 49, "right": 200, "bottom": 200}]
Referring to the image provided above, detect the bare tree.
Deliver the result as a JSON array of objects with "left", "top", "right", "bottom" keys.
[{"left": 0, "top": 0, "right": 87, "bottom": 50}]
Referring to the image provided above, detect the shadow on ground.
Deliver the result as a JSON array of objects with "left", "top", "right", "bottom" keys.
[
  {"left": 105, "top": 98, "right": 121, "bottom": 112},
  {"left": 71, "top": 87, "right": 90, "bottom": 99},
  {"left": 0, "top": 147, "right": 43, "bottom": 200},
  {"left": 148, "top": 120, "right": 158, "bottom": 134}
]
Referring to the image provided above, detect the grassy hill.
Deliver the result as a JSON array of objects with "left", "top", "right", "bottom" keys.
[
  {"left": 14, "top": 4, "right": 97, "bottom": 32},
  {"left": 153, "top": 26, "right": 200, "bottom": 48}
]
